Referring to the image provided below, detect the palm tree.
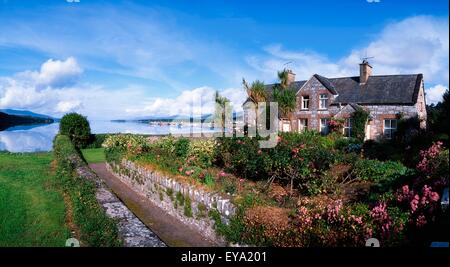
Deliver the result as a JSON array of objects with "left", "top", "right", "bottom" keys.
[
  {"left": 277, "top": 69, "right": 289, "bottom": 89},
  {"left": 274, "top": 69, "right": 296, "bottom": 131},
  {"left": 214, "top": 91, "right": 230, "bottom": 135},
  {"left": 242, "top": 78, "right": 267, "bottom": 132}
]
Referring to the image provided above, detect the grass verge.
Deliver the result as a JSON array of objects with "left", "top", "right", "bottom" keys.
[
  {"left": 0, "top": 152, "right": 70, "bottom": 246},
  {"left": 54, "top": 135, "right": 121, "bottom": 246},
  {"left": 81, "top": 148, "right": 106, "bottom": 163}
]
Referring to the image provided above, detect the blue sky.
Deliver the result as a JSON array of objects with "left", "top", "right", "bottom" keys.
[{"left": 0, "top": 0, "right": 448, "bottom": 119}]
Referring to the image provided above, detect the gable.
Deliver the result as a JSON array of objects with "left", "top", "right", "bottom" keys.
[
  {"left": 334, "top": 104, "right": 359, "bottom": 118},
  {"left": 296, "top": 75, "right": 338, "bottom": 96}
]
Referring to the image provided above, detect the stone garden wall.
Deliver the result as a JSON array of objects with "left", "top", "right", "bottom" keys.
[
  {"left": 107, "top": 159, "right": 236, "bottom": 244},
  {"left": 65, "top": 147, "right": 165, "bottom": 247}
]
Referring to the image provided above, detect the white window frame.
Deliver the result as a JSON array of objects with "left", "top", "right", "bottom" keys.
[
  {"left": 383, "top": 119, "right": 397, "bottom": 139},
  {"left": 343, "top": 118, "right": 353, "bottom": 137},
  {"left": 320, "top": 118, "right": 330, "bottom": 135},
  {"left": 301, "top": 95, "right": 309, "bottom": 110},
  {"left": 298, "top": 118, "right": 308, "bottom": 132},
  {"left": 319, "top": 94, "right": 328, "bottom": 109}
]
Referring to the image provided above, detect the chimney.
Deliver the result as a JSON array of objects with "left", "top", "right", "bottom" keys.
[
  {"left": 286, "top": 69, "right": 296, "bottom": 86},
  {"left": 359, "top": 60, "right": 372, "bottom": 84}
]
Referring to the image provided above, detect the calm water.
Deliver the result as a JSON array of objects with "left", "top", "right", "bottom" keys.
[{"left": 0, "top": 121, "right": 217, "bottom": 153}]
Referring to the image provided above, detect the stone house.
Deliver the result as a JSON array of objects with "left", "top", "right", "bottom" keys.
[{"left": 243, "top": 61, "right": 427, "bottom": 140}]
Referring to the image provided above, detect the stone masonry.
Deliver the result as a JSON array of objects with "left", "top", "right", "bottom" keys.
[{"left": 107, "top": 159, "right": 236, "bottom": 245}]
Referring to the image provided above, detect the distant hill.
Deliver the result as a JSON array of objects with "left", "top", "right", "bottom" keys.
[
  {"left": 0, "top": 109, "right": 55, "bottom": 119},
  {"left": 0, "top": 112, "right": 54, "bottom": 131}
]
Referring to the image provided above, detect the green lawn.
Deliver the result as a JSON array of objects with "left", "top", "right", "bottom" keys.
[
  {"left": 0, "top": 152, "right": 70, "bottom": 246},
  {"left": 81, "top": 148, "right": 106, "bottom": 163}
]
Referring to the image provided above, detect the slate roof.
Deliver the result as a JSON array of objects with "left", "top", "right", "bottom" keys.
[{"left": 244, "top": 73, "right": 423, "bottom": 106}]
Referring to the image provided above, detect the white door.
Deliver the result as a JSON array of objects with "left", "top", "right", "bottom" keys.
[{"left": 282, "top": 122, "right": 291, "bottom": 132}]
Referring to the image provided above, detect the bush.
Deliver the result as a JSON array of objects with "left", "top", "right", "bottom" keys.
[
  {"left": 59, "top": 113, "right": 91, "bottom": 149},
  {"left": 215, "top": 132, "right": 337, "bottom": 194},
  {"left": 174, "top": 137, "right": 190, "bottom": 158},
  {"left": 362, "top": 140, "right": 403, "bottom": 162},
  {"left": 86, "top": 134, "right": 111, "bottom": 149},
  {"left": 105, "top": 147, "right": 125, "bottom": 165},
  {"left": 102, "top": 134, "right": 149, "bottom": 155},
  {"left": 335, "top": 137, "right": 361, "bottom": 152},
  {"left": 186, "top": 139, "right": 216, "bottom": 168},
  {"left": 352, "top": 159, "right": 410, "bottom": 183},
  {"left": 53, "top": 134, "right": 121, "bottom": 246}
]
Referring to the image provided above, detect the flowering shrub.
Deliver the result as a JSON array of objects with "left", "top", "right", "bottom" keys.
[
  {"left": 215, "top": 132, "right": 337, "bottom": 194},
  {"left": 416, "top": 141, "right": 449, "bottom": 180},
  {"left": 328, "top": 118, "right": 344, "bottom": 133},
  {"left": 395, "top": 184, "right": 441, "bottom": 228},
  {"left": 102, "top": 134, "right": 150, "bottom": 155},
  {"left": 187, "top": 139, "right": 216, "bottom": 168}
]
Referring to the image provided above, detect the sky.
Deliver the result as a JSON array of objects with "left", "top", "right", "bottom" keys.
[{"left": 0, "top": 0, "right": 448, "bottom": 120}]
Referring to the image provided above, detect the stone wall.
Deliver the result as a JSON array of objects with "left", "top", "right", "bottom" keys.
[
  {"left": 68, "top": 151, "right": 165, "bottom": 247},
  {"left": 107, "top": 159, "right": 236, "bottom": 244}
]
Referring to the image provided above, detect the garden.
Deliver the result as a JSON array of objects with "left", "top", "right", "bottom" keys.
[{"left": 101, "top": 127, "right": 449, "bottom": 247}]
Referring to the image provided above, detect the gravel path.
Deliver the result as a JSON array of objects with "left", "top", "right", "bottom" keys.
[{"left": 90, "top": 163, "right": 218, "bottom": 247}]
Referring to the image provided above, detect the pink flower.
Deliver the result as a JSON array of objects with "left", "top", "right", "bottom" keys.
[
  {"left": 218, "top": 171, "right": 227, "bottom": 177},
  {"left": 416, "top": 215, "right": 427, "bottom": 227},
  {"left": 257, "top": 150, "right": 262, "bottom": 155},
  {"left": 430, "top": 192, "right": 440, "bottom": 202},
  {"left": 410, "top": 195, "right": 419, "bottom": 212}
]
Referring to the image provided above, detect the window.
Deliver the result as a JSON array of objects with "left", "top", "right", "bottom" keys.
[
  {"left": 384, "top": 119, "right": 397, "bottom": 139},
  {"left": 343, "top": 118, "right": 353, "bottom": 137},
  {"left": 301, "top": 96, "right": 309, "bottom": 110},
  {"left": 319, "top": 94, "right": 328, "bottom": 109},
  {"left": 320, "top": 118, "right": 329, "bottom": 135},
  {"left": 298, "top": 119, "right": 308, "bottom": 132}
]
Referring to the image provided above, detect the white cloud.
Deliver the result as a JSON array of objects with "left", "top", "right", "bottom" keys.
[
  {"left": 426, "top": 84, "right": 448, "bottom": 104},
  {"left": 367, "top": 0, "right": 381, "bottom": 3},
  {"left": 56, "top": 100, "right": 82, "bottom": 113},
  {"left": 344, "top": 16, "right": 449, "bottom": 85},
  {"left": 17, "top": 57, "right": 83, "bottom": 89},
  {"left": 0, "top": 58, "right": 247, "bottom": 120},
  {"left": 125, "top": 86, "right": 247, "bottom": 116},
  {"left": 247, "top": 16, "right": 448, "bottom": 99}
]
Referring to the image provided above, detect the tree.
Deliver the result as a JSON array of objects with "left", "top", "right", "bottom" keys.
[
  {"left": 214, "top": 91, "right": 231, "bottom": 136},
  {"left": 426, "top": 89, "right": 449, "bottom": 143},
  {"left": 59, "top": 112, "right": 91, "bottom": 149},
  {"left": 277, "top": 69, "right": 289, "bottom": 89},
  {"left": 274, "top": 69, "right": 296, "bottom": 131},
  {"left": 243, "top": 79, "right": 267, "bottom": 132}
]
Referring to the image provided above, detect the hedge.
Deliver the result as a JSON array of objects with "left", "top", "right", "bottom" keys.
[{"left": 53, "top": 134, "right": 121, "bottom": 247}]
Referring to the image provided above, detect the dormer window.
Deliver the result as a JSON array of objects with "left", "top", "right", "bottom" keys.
[
  {"left": 319, "top": 94, "right": 328, "bottom": 109},
  {"left": 301, "top": 95, "right": 309, "bottom": 110}
]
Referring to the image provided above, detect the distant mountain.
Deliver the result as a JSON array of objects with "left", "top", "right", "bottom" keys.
[
  {"left": 0, "top": 112, "right": 55, "bottom": 131},
  {"left": 0, "top": 109, "right": 55, "bottom": 119}
]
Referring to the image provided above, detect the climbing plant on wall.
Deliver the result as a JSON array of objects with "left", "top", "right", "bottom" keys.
[{"left": 351, "top": 107, "right": 370, "bottom": 141}]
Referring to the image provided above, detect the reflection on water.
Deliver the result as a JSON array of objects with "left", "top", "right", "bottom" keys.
[{"left": 0, "top": 121, "right": 217, "bottom": 153}]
